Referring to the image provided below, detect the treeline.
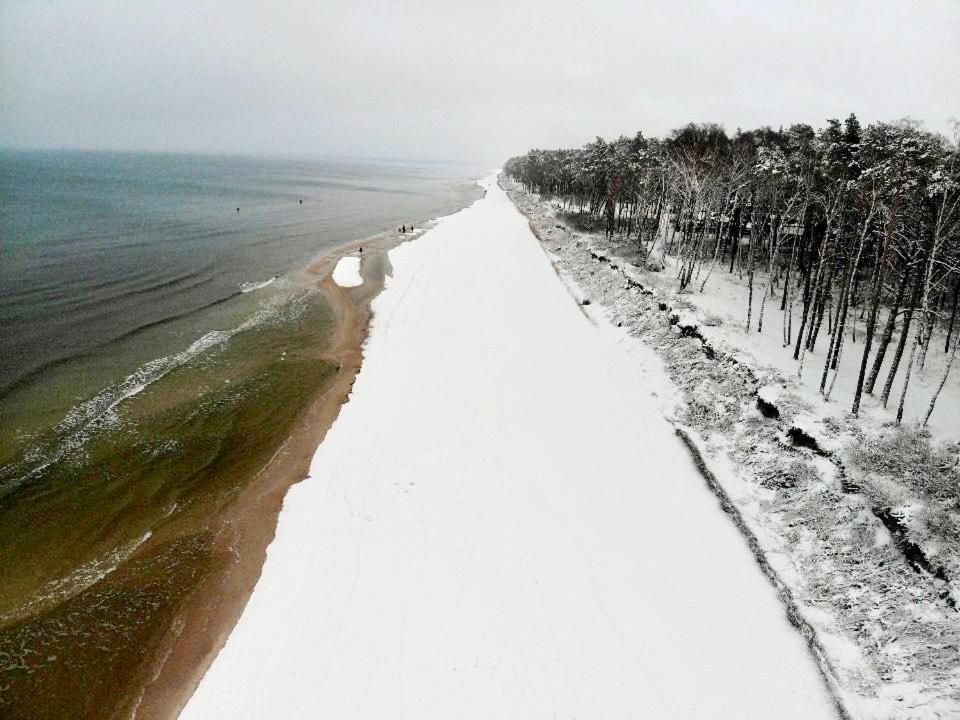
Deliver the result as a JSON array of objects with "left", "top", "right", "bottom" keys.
[{"left": 504, "top": 117, "right": 960, "bottom": 423}]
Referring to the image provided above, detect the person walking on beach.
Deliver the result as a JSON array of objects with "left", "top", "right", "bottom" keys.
[{"left": 402, "top": 224, "right": 406, "bottom": 233}]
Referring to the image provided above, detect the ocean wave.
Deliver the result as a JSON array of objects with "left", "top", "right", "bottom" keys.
[
  {"left": 0, "top": 289, "right": 238, "bottom": 401},
  {"left": 61, "top": 268, "right": 217, "bottom": 314},
  {"left": 10, "top": 329, "right": 234, "bottom": 487},
  {"left": 0, "top": 530, "right": 152, "bottom": 629},
  {"left": 0, "top": 289, "right": 314, "bottom": 495}
]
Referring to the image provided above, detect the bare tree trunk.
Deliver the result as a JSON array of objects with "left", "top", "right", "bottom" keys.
[
  {"left": 881, "top": 265, "right": 924, "bottom": 407},
  {"left": 745, "top": 226, "right": 757, "bottom": 331},
  {"left": 865, "top": 265, "right": 910, "bottom": 395},
  {"left": 758, "top": 212, "right": 788, "bottom": 334},
  {"left": 924, "top": 326, "right": 959, "bottom": 425},
  {"left": 851, "top": 188, "right": 890, "bottom": 415},
  {"left": 896, "top": 334, "right": 919, "bottom": 425},
  {"left": 820, "top": 278, "right": 848, "bottom": 393},
  {"left": 824, "top": 327, "right": 846, "bottom": 402},
  {"left": 946, "top": 276, "right": 959, "bottom": 353},
  {"left": 918, "top": 305, "right": 937, "bottom": 371},
  {"left": 793, "top": 242, "right": 816, "bottom": 360},
  {"left": 782, "top": 199, "right": 810, "bottom": 316},
  {"left": 807, "top": 259, "right": 833, "bottom": 352},
  {"left": 917, "top": 175, "right": 957, "bottom": 371},
  {"left": 728, "top": 206, "right": 742, "bottom": 273},
  {"left": 782, "top": 230, "right": 803, "bottom": 346},
  {"left": 699, "top": 194, "right": 735, "bottom": 292},
  {"left": 798, "top": 259, "right": 830, "bottom": 377},
  {"left": 894, "top": 230, "right": 938, "bottom": 423}
]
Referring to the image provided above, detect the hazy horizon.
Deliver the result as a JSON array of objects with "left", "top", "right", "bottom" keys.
[
  {"left": 2, "top": 0, "right": 957, "bottom": 164},
  {"left": 0, "top": 144, "right": 487, "bottom": 168}
]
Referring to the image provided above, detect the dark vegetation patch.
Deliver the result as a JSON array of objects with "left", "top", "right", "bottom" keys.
[
  {"left": 757, "top": 395, "right": 780, "bottom": 419},
  {"left": 787, "top": 425, "right": 821, "bottom": 451}
]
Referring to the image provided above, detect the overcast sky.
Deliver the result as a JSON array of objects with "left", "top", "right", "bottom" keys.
[{"left": 1, "top": 0, "right": 957, "bottom": 164}]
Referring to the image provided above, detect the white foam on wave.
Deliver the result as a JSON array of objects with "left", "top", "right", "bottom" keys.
[
  {"left": 14, "top": 330, "right": 233, "bottom": 486},
  {"left": 5, "top": 289, "right": 317, "bottom": 493},
  {"left": 239, "top": 276, "right": 277, "bottom": 293},
  {"left": 0, "top": 529, "right": 153, "bottom": 627}
]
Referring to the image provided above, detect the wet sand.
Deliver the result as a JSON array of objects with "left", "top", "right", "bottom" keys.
[{"left": 130, "top": 228, "right": 425, "bottom": 720}]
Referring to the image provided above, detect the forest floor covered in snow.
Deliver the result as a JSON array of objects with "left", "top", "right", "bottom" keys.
[{"left": 504, "top": 176, "right": 960, "bottom": 719}]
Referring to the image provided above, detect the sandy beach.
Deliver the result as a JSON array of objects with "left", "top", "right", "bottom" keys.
[{"left": 180, "top": 174, "right": 840, "bottom": 718}]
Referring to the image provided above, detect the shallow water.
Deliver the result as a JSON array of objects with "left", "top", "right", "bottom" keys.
[{"left": 0, "top": 149, "right": 481, "bottom": 718}]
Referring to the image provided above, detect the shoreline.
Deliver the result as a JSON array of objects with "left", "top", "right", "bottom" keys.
[{"left": 128, "top": 224, "right": 434, "bottom": 720}]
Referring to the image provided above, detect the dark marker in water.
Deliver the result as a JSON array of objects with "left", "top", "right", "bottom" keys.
[{"left": 237, "top": 207, "right": 240, "bottom": 213}]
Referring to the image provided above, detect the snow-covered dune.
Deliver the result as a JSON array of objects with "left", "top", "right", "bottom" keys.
[{"left": 181, "top": 175, "right": 838, "bottom": 719}]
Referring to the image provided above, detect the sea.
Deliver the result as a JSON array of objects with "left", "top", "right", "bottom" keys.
[{"left": 0, "top": 148, "right": 482, "bottom": 717}]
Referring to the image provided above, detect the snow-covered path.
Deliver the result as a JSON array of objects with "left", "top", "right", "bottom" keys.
[{"left": 182, "top": 176, "right": 838, "bottom": 719}]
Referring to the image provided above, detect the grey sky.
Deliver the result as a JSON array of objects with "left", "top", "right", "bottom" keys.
[{"left": 1, "top": 0, "right": 957, "bottom": 163}]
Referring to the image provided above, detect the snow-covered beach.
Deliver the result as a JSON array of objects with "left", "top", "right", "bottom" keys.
[{"left": 181, "top": 175, "right": 838, "bottom": 718}]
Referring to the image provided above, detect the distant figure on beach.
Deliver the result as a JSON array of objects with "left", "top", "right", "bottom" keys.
[
  {"left": 236, "top": 207, "right": 240, "bottom": 213},
  {"left": 411, "top": 225, "right": 415, "bottom": 231},
  {"left": 299, "top": 199, "right": 303, "bottom": 205},
  {"left": 359, "top": 247, "right": 363, "bottom": 253},
  {"left": 402, "top": 225, "right": 406, "bottom": 233}
]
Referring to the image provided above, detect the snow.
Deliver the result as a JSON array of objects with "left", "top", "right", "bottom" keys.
[
  {"left": 332, "top": 255, "right": 362, "bottom": 287},
  {"left": 656, "top": 250, "right": 958, "bottom": 444},
  {"left": 181, "top": 174, "right": 838, "bottom": 719},
  {"left": 504, "top": 177, "right": 960, "bottom": 718}
]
